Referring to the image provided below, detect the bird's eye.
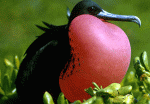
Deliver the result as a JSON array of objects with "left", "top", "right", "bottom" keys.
[{"left": 88, "top": 6, "right": 98, "bottom": 15}]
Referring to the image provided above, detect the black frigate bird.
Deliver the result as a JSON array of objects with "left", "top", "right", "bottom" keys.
[{"left": 15, "top": 0, "right": 141, "bottom": 103}]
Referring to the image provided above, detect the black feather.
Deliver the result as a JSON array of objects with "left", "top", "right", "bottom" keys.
[
  {"left": 15, "top": 23, "right": 70, "bottom": 104},
  {"left": 36, "top": 25, "right": 49, "bottom": 31},
  {"left": 42, "top": 21, "right": 56, "bottom": 29}
]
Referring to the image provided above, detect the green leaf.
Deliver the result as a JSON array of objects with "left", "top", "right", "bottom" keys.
[
  {"left": 11, "top": 69, "right": 18, "bottom": 89},
  {"left": 11, "top": 88, "right": 16, "bottom": 95},
  {"left": 141, "top": 51, "right": 150, "bottom": 72},
  {"left": 92, "top": 97, "right": 104, "bottom": 104},
  {"left": 65, "top": 99, "right": 69, "bottom": 104},
  {"left": 96, "top": 83, "right": 121, "bottom": 97},
  {"left": 43, "top": 91, "right": 54, "bottom": 104},
  {"left": 118, "top": 85, "right": 132, "bottom": 95},
  {"left": 15, "top": 55, "right": 20, "bottom": 70},
  {"left": 57, "top": 92, "right": 65, "bottom": 104},
  {"left": 92, "top": 82, "right": 101, "bottom": 90},
  {"left": 4, "top": 59, "right": 14, "bottom": 68},
  {"left": 72, "top": 100, "right": 82, "bottom": 104},
  {"left": 124, "top": 94, "right": 134, "bottom": 104},
  {"left": 104, "top": 83, "right": 121, "bottom": 92},
  {"left": 0, "top": 87, "right": 5, "bottom": 96},
  {"left": 106, "top": 95, "right": 125, "bottom": 104},
  {"left": 137, "top": 94, "right": 150, "bottom": 104},
  {"left": 85, "top": 87, "right": 95, "bottom": 96},
  {"left": 82, "top": 96, "right": 96, "bottom": 104},
  {"left": 133, "top": 57, "right": 140, "bottom": 65},
  {"left": 134, "top": 57, "right": 150, "bottom": 78},
  {"left": 2, "top": 74, "right": 10, "bottom": 95},
  {"left": 97, "top": 88, "right": 118, "bottom": 97}
]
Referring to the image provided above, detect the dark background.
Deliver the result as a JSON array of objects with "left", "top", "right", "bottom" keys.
[{"left": 0, "top": 0, "right": 149, "bottom": 88}]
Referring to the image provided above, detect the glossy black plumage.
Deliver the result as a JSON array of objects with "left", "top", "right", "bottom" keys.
[{"left": 15, "top": 24, "right": 71, "bottom": 103}]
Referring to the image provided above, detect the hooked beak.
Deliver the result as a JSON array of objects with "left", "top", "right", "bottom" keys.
[{"left": 97, "top": 10, "right": 141, "bottom": 27}]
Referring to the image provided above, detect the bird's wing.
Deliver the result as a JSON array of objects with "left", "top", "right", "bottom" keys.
[
  {"left": 25, "top": 22, "right": 68, "bottom": 56},
  {"left": 16, "top": 21, "right": 69, "bottom": 85},
  {"left": 15, "top": 22, "right": 70, "bottom": 103}
]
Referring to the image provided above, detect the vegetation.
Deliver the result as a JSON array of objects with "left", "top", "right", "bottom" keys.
[{"left": 0, "top": 51, "right": 150, "bottom": 103}]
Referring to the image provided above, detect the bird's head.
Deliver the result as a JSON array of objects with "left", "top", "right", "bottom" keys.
[{"left": 67, "top": 0, "right": 141, "bottom": 27}]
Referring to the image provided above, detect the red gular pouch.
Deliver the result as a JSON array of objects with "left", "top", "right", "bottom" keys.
[{"left": 59, "top": 14, "right": 131, "bottom": 102}]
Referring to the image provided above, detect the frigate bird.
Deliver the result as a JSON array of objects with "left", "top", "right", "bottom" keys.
[{"left": 15, "top": 0, "right": 141, "bottom": 103}]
